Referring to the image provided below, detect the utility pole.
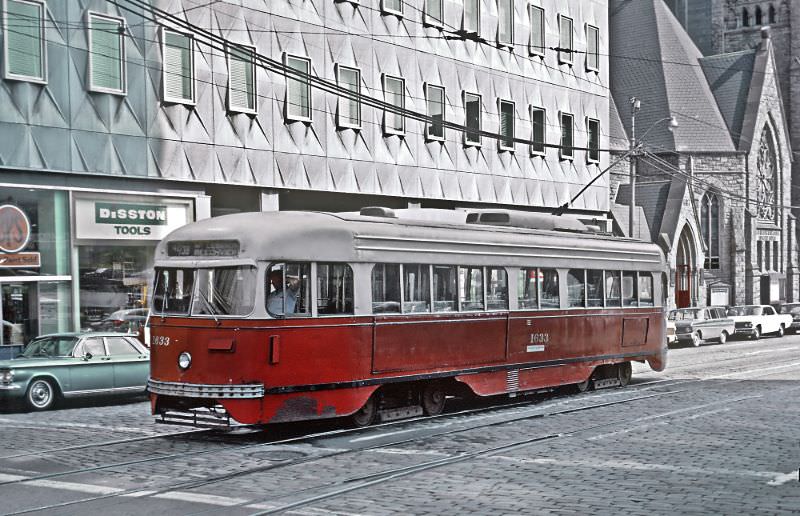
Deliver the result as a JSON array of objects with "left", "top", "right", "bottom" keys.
[{"left": 629, "top": 97, "right": 640, "bottom": 238}]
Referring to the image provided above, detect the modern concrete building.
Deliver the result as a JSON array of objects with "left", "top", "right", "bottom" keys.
[
  {"left": 608, "top": 0, "right": 795, "bottom": 309},
  {"left": 0, "top": 0, "right": 613, "bottom": 356}
]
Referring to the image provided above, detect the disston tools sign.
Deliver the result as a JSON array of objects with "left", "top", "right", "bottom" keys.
[{"left": 74, "top": 195, "right": 193, "bottom": 240}]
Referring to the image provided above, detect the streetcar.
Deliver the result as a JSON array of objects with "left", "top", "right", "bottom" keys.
[{"left": 146, "top": 207, "right": 667, "bottom": 428}]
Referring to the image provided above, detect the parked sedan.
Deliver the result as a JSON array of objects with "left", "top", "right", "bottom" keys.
[
  {"left": 671, "top": 307, "right": 735, "bottom": 346},
  {"left": 777, "top": 303, "right": 800, "bottom": 333},
  {"left": 727, "top": 305, "right": 793, "bottom": 339},
  {"left": 0, "top": 333, "right": 149, "bottom": 411}
]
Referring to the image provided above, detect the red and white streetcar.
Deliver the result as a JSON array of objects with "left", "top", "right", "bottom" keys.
[{"left": 147, "top": 208, "right": 667, "bottom": 427}]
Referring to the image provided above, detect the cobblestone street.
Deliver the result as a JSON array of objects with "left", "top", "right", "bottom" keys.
[{"left": 0, "top": 336, "right": 798, "bottom": 516}]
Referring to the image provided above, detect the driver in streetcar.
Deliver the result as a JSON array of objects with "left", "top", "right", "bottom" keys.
[{"left": 267, "top": 269, "right": 300, "bottom": 315}]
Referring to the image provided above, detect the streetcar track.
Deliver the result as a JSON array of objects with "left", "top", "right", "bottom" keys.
[
  {"left": 3, "top": 357, "right": 797, "bottom": 515},
  {"left": 1, "top": 389, "right": 684, "bottom": 516}
]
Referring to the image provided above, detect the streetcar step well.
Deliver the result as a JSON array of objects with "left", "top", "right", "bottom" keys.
[
  {"left": 377, "top": 405, "right": 423, "bottom": 422},
  {"left": 156, "top": 407, "right": 233, "bottom": 429},
  {"left": 593, "top": 378, "right": 622, "bottom": 390}
]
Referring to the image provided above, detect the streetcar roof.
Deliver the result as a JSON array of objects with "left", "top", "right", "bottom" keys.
[{"left": 155, "top": 210, "right": 665, "bottom": 270}]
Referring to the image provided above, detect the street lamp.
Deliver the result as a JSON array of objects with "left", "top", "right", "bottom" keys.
[{"left": 628, "top": 96, "right": 678, "bottom": 238}]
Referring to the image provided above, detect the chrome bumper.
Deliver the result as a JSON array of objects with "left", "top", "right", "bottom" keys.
[
  {"left": 0, "top": 384, "right": 21, "bottom": 391},
  {"left": 147, "top": 379, "right": 265, "bottom": 399}
]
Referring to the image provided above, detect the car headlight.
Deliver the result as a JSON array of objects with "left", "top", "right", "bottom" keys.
[
  {"left": 178, "top": 352, "right": 192, "bottom": 370},
  {"left": 0, "top": 370, "right": 14, "bottom": 384},
  {"left": 743, "top": 322, "right": 753, "bottom": 328}
]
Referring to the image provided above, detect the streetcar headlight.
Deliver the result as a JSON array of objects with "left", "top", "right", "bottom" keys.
[{"left": 178, "top": 352, "right": 192, "bottom": 370}]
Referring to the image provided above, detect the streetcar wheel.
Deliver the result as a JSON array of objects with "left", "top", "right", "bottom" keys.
[
  {"left": 350, "top": 395, "right": 377, "bottom": 427},
  {"left": 776, "top": 325, "right": 785, "bottom": 338},
  {"left": 617, "top": 362, "right": 632, "bottom": 387},
  {"left": 421, "top": 384, "right": 446, "bottom": 416},
  {"left": 26, "top": 378, "right": 56, "bottom": 411},
  {"left": 575, "top": 378, "right": 592, "bottom": 393},
  {"left": 718, "top": 331, "right": 728, "bottom": 345}
]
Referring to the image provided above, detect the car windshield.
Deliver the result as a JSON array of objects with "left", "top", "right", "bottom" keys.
[
  {"left": 780, "top": 305, "right": 800, "bottom": 314},
  {"left": 729, "top": 306, "right": 762, "bottom": 316},
  {"left": 672, "top": 309, "right": 703, "bottom": 320},
  {"left": 20, "top": 337, "right": 78, "bottom": 358}
]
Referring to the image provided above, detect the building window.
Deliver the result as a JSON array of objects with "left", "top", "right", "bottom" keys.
[
  {"left": 382, "top": 0, "right": 403, "bottom": 16},
  {"left": 773, "top": 241, "right": 779, "bottom": 271},
  {"left": 742, "top": 8, "right": 750, "bottom": 27},
  {"left": 560, "top": 112, "right": 573, "bottom": 159},
  {"left": 586, "top": 24, "right": 599, "bottom": 72},
  {"left": 497, "top": 0, "right": 513, "bottom": 46},
  {"left": 285, "top": 54, "right": 311, "bottom": 122},
  {"left": 162, "top": 29, "right": 195, "bottom": 104},
  {"left": 756, "top": 125, "right": 777, "bottom": 221},
  {"left": 424, "top": 0, "right": 443, "bottom": 27},
  {"left": 587, "top": 117, "right": 600, "bottom": 163},
  {"left": 383, "top": 75, "right": 405, "bottom": 135},
  {"left": 755, "top": 6, "right": 763, "bottom": 25},
  {"left": 769, "top": 5, "right": 776, "bottom": 24},
  {"left": 463, "top": 0, "right": 479, "bottom": 34},
  {"left": 529, "top": 5, "right": 545, "bottom": 57},
  {"left": 425, "top": 84, "right": 445, "bottom": 141},
  {"left": 701, "top": 192, "right": 720, "bottom": 269},
  {"left": 227, "top": 44, "right": 256, "bottom": 113},
  {"left": 498, "top": 99, "right": 515, "bottom": 151},
  {"left": 757, "top": 240, "right": 763, "bottom": 271},
  {"left": 558, "top": 14, "right": 573, "bottom": 65},
  {"left": 464, "top": 92, "right": 481, "bottom": 146},
  {"left": 3, "top": 0, "right": 46, "bottom": 82},
  {"left": 87, "top": 13, "right": 125, "bottom": 94},
  {"left": 530, "top": 106, "right": 545, "bottom": 156},
  {"left": 335, "top": 65, "right": 360, "bottom": 129}
]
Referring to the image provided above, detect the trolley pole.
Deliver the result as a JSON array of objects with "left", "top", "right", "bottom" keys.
[{"left": 629, "top": 97, "right": 640, "bottom": 239}]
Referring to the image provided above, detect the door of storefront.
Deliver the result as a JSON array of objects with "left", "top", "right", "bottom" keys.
[{"left": 0, "top": 282, "right": 37, "bottom": 347}]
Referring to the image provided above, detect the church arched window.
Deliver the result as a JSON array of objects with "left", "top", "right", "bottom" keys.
[
  {"left": 756, "top": 125, "right": 778, "bottom": 222},
  {"left": 755, "top": 5, "right": 763, "bottom": 25},
  {"left": 701, "top": 192, "right": 720, "bottom": 269},
  {"left": 742, "top": 7, "right": 750, "bottom": 26},
  {"left": 768, "top": 4, "right": 776, "bottom": 24}
]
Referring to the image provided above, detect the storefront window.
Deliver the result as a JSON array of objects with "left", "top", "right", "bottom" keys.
[
  {"left": 1, "top": 188, "right": 71, "bottom": 348},
  {"left": 78, "top": 245, "right": 153, "bottom": 331}
]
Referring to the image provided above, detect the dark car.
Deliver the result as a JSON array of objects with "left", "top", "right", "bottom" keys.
[
  {"left": 778, "top": 303, "right": 800, "bottom": 333},
  {"left": 670, "top": 307, "right": 735, "bottom": 346},
  {"left": 0, "top": 332, "right": 149, "bottom": 411}
]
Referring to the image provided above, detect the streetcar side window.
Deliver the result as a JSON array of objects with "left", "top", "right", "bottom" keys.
[
  {"left": 459, "top": 266, "right": 484, "bottom": 311},
  {"left": 317, "top": 263, "right": 354, "bottom": 315},
  {"left": 639, "top": 273, "right": 654, "bottom": 307},
  {"left": 622, "top": 271, "right": 637, "bottom": 306},
  {"left": 587, "top": 270, "right": 603, "bottom": 307},
  {"left": 605, "top": 271, "right": 621, "bottom": 307},
  {"left": 266, "top": 262, "right": 311, "bottom": 317},
  {"left": 433, "top": 265, "right": 458, "bottom": 312},
  {"left": 403, "top": 264, "right": 431, "bottom": 313},
  {"left": 540, "top": 269, "right": 559, "bottom": 308},
  {"left": 372, "top": 264, "right": 401, "bottom": 313},
  {"left": 518, "top": 268, "right": 538, "bottom": 309},
  {"left": 487, "top": 267, "right": 509, "bottom": 310},
  {"left": 153, "top": 268, "right": 195, "bottom": 314},
  {"left": 567, "top": 269, "right": 585, "bottom": 308}
]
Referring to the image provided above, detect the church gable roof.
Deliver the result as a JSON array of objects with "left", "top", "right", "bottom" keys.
[
  {"left": 699, "top": 50, "right": 756, "bottom": 149},
  {"left": 610, "top": 0, "right": 736, "bottom": 153}
]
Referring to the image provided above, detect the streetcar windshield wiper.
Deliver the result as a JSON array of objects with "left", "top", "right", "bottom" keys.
[{"left": 196, "top": 288, "right": 220, "bottom": 325}]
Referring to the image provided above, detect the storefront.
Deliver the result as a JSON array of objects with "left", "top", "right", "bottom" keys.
[
  {"left": 72, "top": 193, "right": 194, "bottom": 331},
  {"left": 0, "top": 186, "right": 198, "bottom": 358}
]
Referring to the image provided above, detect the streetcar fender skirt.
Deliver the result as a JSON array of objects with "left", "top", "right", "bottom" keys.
[
  {"left": 456, "top": 363, "right": 595, "bottom": 396},
  {"left": 646, "top": 344, "right": 668, "bottom": 372},
  {"left": 222, "top": 386, "right": 380, "bottom": 425}
]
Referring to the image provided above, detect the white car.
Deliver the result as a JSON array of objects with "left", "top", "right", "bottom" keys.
[{"left": 727, "top": 305, "right": 793, "bottom": 340}]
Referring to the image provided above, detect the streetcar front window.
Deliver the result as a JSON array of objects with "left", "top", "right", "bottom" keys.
[
  {"left": 192, "top": 266, "right": 257, "bottom": 316},
  {"left": 153, "top": 268, "right": 196, "bottom": 315}
]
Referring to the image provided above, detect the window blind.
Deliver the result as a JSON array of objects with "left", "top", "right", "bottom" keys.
[
  {"left": 164, "top": 31, "right": 193, "bottom": 101},
  {"left": 90, "top": 15, "right": 123, "bottom": 91},
  {"left": 229, "top": 46, "right": 255, "bottom": 111},
  {"left": 286, "top": 56, "right": 310, "bottom": 119},
  {"left": 6, "top": 0, "right": 43, "bottom": 79}
]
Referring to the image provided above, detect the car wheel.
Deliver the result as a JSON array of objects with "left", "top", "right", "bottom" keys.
[
  {"left": 26, "top": 378, "right": 56, "bottom": 411},
  {"left": 691, "top": 332, "right": 702, "bottom": 347},
  {"left": 752, "top": 327, "right": 761, "bottom": 340},
  {"left": 718, "top": 331, "right": 728, "bottom": 345},
  {"left": 776, "top": 325, "right": 785, "bottom": 338}
]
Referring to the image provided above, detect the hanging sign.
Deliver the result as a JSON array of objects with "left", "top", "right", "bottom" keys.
[{"left": 0, "top": 204, "right": 31, "bottom": 253}]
